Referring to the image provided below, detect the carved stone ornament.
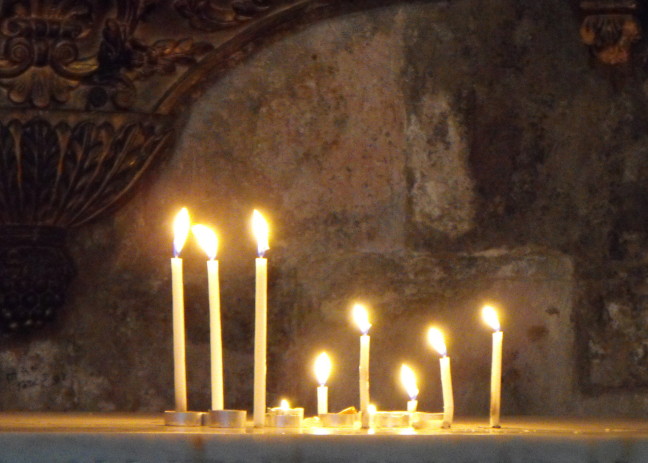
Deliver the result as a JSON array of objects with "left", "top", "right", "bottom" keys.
[{"left": 580, "top": 0, "right": 641, "bottom": 65}]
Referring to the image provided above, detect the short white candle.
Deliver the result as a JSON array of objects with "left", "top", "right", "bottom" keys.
[
  {"left": 482, "top": 305, "right": 502, "bottom": 428},
  {"left": 171, "top": 208, "right": 191, "bottom": 412},
  {"left": 428, "top": 327, "right": 454, "bottom": 427},
  {"left": 352, "top": 303, "right": 371, "bottom": 429},
  {"left": 192, "top": 224, "right": 223, "bottom": 411},
  {"left": 252, "top": 210, "right": 270, "bottom": 428},
  {"left": 314, "top": 352, "right": 331, "bottom": 415},
  {"left": 400, "top": 364, "right": 419, "bottom": 413}
]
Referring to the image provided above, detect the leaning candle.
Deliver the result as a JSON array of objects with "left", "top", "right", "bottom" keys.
[
  {"left": 314, "top": 352, "right": 332, "bottom": 415},
  {"left": 192, "top": 224, "right": 223, "bottom": 411},
  {"left": 400, "top": 364, "right": 419, "bottom": 413},
  {"left": 252, "top": 210, "right": 270, "bottom": 427},
  {"left": 352, "top": 303, "right": 371, "bottom": 429},
  {"left": 171, "top": 208, "right": 191, "bottom": 412},
  {"left": 482, "top": 305, "right": 502, "bottom": 428},
  {"left": 428, "top": 327, "right": 454, "bottom": 427}
]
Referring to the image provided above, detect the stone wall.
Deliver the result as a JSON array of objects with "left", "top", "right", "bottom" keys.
[{"left": 1, "top": 0, "right": 648, "bottom": 417}]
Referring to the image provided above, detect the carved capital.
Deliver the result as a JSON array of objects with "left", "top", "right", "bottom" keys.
[{"left": 580, "top": 0, "right": 641, "bottom": 65}]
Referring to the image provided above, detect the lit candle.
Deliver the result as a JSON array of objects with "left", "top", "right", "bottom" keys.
[
  {"left": 252, "top": 210, "right": 270, "bottom": 427},
  {"left": 482, "top": 305, "right": 502, "bottom": 428},
  {"left": 314, "top": 352, "right": 332, "bottom": 415},
  {"left": 171, "top": 208, "right": 190, "bottom": 412},
  {"left": 352, "top": 303, "right": 371, "bottom": 429},
  {"left": 192, "top": 224, "right": 223, "bottom": 411},
  {"left": 428, "top": 327, "right": 454, "bottom": 427},
  {"left": 400, "top": 364, "right": 419, "bottom": 413}
]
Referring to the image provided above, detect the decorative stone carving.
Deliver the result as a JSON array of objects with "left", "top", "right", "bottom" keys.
[
  {"left": 0, "top": 111, "right": 173, "bottom": 332},
  {"left": 174, "top": 0, "right": 271, "bottom": 31},
  {"left": 0, "top": 0, "right": 213, "bottom": 110},
  {"left": 580, "top": 0, "right": 640, "bottom": 65}
]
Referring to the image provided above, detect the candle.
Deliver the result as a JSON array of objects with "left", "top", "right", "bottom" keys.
[
  {"left": 252, "top": 210, "right": 270, "bottom": 427},
  {"left": 400, "top": 364, "right": 419, "bottom": 413},
  {"left": 352, "top": 303, "right": 371, "bottom": 429},
  {"left": 192, "top": 224, "right": 223, "bottom": 411},
  {"left": 482, "top": 305, "right": 502, "bottom": 428},
  {"left": 171, "top": 208, "right": 191, "bottom": 412},
  {"left": 266, "top": 399, "right": 304, "bottom": 427},
  {"left": 314, "top": 352, "right": 332, "bottom": 415},
  {"left": 428, "top": 327, "right": 454, "bottom": 427}
]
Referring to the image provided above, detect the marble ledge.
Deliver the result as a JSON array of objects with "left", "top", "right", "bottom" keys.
[{"left": 1, "top": 413, "right": 648, "bottom": 462}]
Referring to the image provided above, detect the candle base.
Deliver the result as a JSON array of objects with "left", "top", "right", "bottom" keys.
[
  {"left": 411, "top": 412, "right": 444, "bottom": 430},
  {"left": 319, "top": 413, "right": 358, "bottom": 428},
  {"left": 374, "top": 411, "right": 410, "bottom": 428},
  {"left": 206, "top": 410, "right": 247, "bottom": 428},
  {"left": 163, "top": 411, "right": 205, "bottom": 427},
  {"left": 265, "top": 409, "right": 304, "bottom": 428}
]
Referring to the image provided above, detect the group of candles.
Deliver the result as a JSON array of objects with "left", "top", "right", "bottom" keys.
[
  {"left": 169, "top": 207, "right": 504, "bottom": 428},
  {"left": 310, "top": 303, "right": 503, "bottom": 428}
]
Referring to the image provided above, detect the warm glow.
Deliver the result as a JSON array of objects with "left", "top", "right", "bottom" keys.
[
  {"left": 352, "top": 303, "right": 371, "bottom": 334},
  {"left": 482, "top": 305, "right": 501, "bottom": 331},
  {"left": 314, "top": 352, "right": 332, "bottom": 386},
  {"left": 192, "top": 224, "right": 218, "bottom": 260},
  {"left": 252, "top": 209, "right": 270, "bottom": 256},
  {"left": 279, "top": 399, "right": 290, "bottom": 410},
  {"left": 428, "top": 327, "right": 447, "bottom": 357},
  {"left": 173, "top": 208, "right": 191, "bottom": 256},
  {"left": 368, "top": 404, "right": 377, "bottom": 414},
  {"left": 400, "top": 364, "right": 419, "bottom": 400}
]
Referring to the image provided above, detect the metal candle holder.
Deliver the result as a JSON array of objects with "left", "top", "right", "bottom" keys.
[
  {"left": 163, "top": 411, "right": 205, "bottom": 427},
  {"left": 319, "top": 413, "right": 358, "bottom": 427},
  {"left": 206, "top": 410, "right": 247, "bottom": 428}
]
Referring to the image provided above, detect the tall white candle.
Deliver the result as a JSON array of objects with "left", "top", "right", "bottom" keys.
[
  {"left": 192, "top": 224, "right": 223, "bottom": 411},
  {"left": 314, "top": 352, "right": 331, "bottom": 415},
  {"left": 252, "top": 210, "right": 269, "bottom": 428},
  {"left": 352, "top": 303, "right": 371, "bottom": 429},
  {"left": 400, "top": 364, "right": 419, "bottom": 413},
  {"left": 171, "top": 208, "right": 191, "bottom": 412},
  {"left": 428, "top": 327, "right": 454, "bottom": 427},
  {"left": 482, "top": 305, "right": 502, "bottom": 428}
]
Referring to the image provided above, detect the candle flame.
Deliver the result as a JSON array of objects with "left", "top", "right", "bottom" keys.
[
  {"left": 192, "top": 224, "right": 218, "bottom": 260},
  {"left": 400, "top": 364, "right": 419, "bottom": 400},
  {"left": 352, "top": 303, "right": 371, "bottom": 334},
  {"left": 279, "top": 399, "right": 290, "bottom": 410},
  {"left": 427, "top": 327, "right": 447, "bottom": 357},
  {"left": 252, "top": 209, "right": 270, "bottom": 257},
  {"left": 314, "top": 352, "right": 332, "bottom": 386},
  {"left": 482, "top": 305, "right": 501, "bottom": 331},
  {"left": 368, "top": 404, "right": 377, "bottom": 414},
  {"left": 173, "top": 208, "right": 191, "bottom": 257}
]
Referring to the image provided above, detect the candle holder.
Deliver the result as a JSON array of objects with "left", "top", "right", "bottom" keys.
[
  {"left": 206, "top": 410, "right": 247, "bottom": 428},
  {"left": 163, "top": 411, "right": 205, "bottom": 427},
  {"left": 265, "top": 407, "right": 304, "bottom": 428},
  {"left": 411, "top": 412, "right": 444, "bottom": 429},
  {"left": 374, "top": 411, "right": 411, "bottom": 428},
  {"left": 319, "top": 413, "right": 358, "bottom": 428}
]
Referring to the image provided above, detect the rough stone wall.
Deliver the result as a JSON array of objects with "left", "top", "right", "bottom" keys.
[{"left": 1, "top": 0, "right": 648, "bottom": 417}]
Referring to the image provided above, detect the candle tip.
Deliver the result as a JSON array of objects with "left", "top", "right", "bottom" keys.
[
  {"left": 482, "top": 305, "right": 501, "bottom": 331},
  {"left": 252, "top": 209, "right": 270, "bottom": 256},
  {"left": 173, "top": 208, "right": 191, "bottom": 256},
  {"left": 352, "top": 303, "right": 371, "bottom": 334}
]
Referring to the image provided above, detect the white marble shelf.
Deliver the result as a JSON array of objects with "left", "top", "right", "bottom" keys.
[{"left": 1, "top": 413, "right": 648, "bottom": 462}]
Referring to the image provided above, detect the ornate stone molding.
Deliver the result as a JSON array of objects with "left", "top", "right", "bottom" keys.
[{"left": 580, "top": 0, "right": 641, "bottom": 65}]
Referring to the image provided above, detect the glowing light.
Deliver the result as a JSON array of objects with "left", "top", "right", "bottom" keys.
[
  {"left": 400, "top": 364, "right": 419, "bottom": 400},
  {"left": 192, "top": 224, "right": 218, "bottom": 260},
  {"left": 482, "top": 305, "right": 501, "bottom": 332},
  {"left": 279, "top": 399, "right": 290, "bottom": 410},
  {"left": 314, "top": 352, "right": 332, "bottom": 386},
  {"left": 352, "top": 303, "right": 371, "bottom": 334},
  {"left": 173, "top": 208, "right": 190, "bottom": 256},
  {"left": 428, "top": 327, "right": 447, "bottom": 357},
  {"left": 252, "top": 210, "right": 269, "bottom": 257}
]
